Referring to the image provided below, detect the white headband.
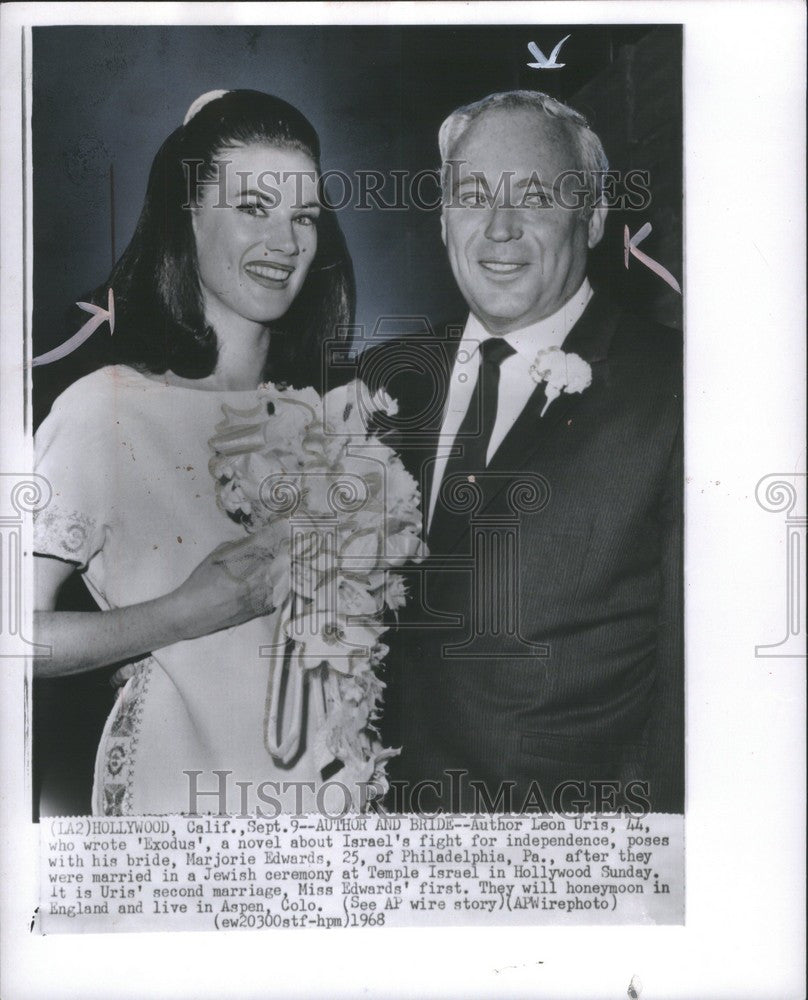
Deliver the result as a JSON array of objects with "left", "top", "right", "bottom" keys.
[{"left": 183, "top": 90, "right": 230, "bottom": 126}]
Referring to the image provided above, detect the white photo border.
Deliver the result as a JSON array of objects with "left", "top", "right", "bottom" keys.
[{"left": 1, "top": 2, "right": 805, "bottom": 999}]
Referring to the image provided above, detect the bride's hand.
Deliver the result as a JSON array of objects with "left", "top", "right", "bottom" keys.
[
  {"left": 33, "top": 530, "right": 288, "bottom": 677},
  {"left": 170, "top": 532, "right": 281, "bottom": 639}
]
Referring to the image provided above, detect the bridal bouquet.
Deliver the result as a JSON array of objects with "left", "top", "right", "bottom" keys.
[{"left": 208, "top": 379, "right": 425, "bottom": 811}]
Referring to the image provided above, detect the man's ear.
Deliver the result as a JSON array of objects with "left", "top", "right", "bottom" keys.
[{"left": 587, "top": 201, "right": 607, "bottom": 249}]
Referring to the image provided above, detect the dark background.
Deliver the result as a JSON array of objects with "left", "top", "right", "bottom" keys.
[{"left": 32, "top": 23, "right": 682, "bottom": 818}]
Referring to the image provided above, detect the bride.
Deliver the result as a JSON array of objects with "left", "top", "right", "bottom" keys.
[{"left": 34, "top": 89, "right": 397, "bottom": 817}]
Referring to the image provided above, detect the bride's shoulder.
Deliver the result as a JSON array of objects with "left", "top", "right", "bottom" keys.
[{"left": 46, "top": 365, "right": 146, "bottom": 425}]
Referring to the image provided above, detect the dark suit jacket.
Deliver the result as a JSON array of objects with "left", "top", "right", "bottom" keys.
[{"left": 353, "top": 293, "right": 683, "bottom": 813}]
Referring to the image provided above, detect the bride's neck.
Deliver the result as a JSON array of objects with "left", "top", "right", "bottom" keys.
[{"left": 168, "top": 318, "right": 271, "bottom": 392}]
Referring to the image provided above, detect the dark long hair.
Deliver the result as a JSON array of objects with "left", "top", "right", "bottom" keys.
[{"left": 87, "top": 90, "right": 354, "bottom": 391}]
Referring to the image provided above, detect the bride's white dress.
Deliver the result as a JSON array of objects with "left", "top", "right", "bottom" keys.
[{"left": 34, "top": 365, "right": 334, "bottom": 816}]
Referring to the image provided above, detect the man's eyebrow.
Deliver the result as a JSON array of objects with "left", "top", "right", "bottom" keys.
[
  {"left": 515, "top": 176, "right": 566, "bottom": 198},
  {"left": 451, "top": 174, "right": 564, "bottom": 199},
  {"left": 452, "top": 176, "right": 490, "bottom": 194}
]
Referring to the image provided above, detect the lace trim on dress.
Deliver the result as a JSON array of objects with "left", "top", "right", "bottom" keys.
[
  {"left": 33, "top": 504, "right": 97, "bottom": 564},
  {"left": 95, "top": 658, "right": 153, "bottom": 816}
]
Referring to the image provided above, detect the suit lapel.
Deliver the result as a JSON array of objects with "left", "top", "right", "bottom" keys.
[{"left": 440, "top": 293, "right": 623, "bottom": 545}]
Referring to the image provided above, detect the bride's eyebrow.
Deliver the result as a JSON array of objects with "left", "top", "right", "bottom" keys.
[
  {"left": 236, "top": 187, "right": 275, "bottom": 201},
  {"left": 234, "top": 188, "right": 320, "bottom": 210}
]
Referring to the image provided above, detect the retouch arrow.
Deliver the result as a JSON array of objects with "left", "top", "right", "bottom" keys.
[
  {"left": 32, "top": 288, "right": 115, "bottom": 367},
  {"left": 624, "top": 222, "right": 682, "bottom": 294}
]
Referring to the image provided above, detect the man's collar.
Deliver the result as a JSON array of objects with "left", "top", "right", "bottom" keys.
[{"left": 461, "top": 279, "right": 593, "bottom": 364}]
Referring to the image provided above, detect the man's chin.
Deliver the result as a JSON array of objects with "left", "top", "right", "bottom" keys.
[
  {"left": 471, "top": 303, "right": 539, "bottom": 335},
  {"left": 464, "top": 289, "right": 572, "bottom": 334}
]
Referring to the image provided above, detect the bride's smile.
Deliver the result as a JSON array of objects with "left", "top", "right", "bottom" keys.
[{"left": 242, "top": 259, "right": 297, "bottom": 287}]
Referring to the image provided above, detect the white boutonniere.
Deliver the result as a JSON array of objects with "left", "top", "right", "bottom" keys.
[{"left": 529, "top": 347, "right": 592, "bottom": 417}]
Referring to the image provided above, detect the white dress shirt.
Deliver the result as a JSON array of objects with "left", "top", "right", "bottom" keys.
[{"left": 427, "top": 279, "right": 593, "bottom": 528}]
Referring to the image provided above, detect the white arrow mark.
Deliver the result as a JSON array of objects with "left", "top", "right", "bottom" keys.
[
  {"left": 32, "top": 287, "right": 115, "bottom": 367},
  {"left": 624, "top": 222, "right": 682, "bottom": 294},
  {"left": 527, "top": 36, "right": 571, "bottom": 70}
]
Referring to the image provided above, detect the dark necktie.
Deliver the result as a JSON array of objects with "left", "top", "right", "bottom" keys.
[{"left": 428, "top": 337, "right": 515, "bottom": 551}]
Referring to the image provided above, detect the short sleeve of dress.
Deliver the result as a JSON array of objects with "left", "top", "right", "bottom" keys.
[{"left": 33, "top": 373, "right": 113, "bottom": 568}]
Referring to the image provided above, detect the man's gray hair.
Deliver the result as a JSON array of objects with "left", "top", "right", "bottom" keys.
[{"left": 439, "top": 90, "right": 609, "bottom": 216}]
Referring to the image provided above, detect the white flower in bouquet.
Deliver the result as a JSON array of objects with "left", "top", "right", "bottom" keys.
[
  {"left": 285, "top": 610, "right": 384, "bottom": 676},
  {"left": 384, "top": 574, "right": 408, "bottom": 612},
  {"left": 334, "top": 575, "right": 385, "bottom": 618},
  {"left": 369, "top": 386, "right": 399, "bottom": 417}
]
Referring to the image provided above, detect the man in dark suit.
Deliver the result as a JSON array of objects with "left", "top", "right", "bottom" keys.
[{"left": 359, "top": 91, "right": 683, "bottom": 814}]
